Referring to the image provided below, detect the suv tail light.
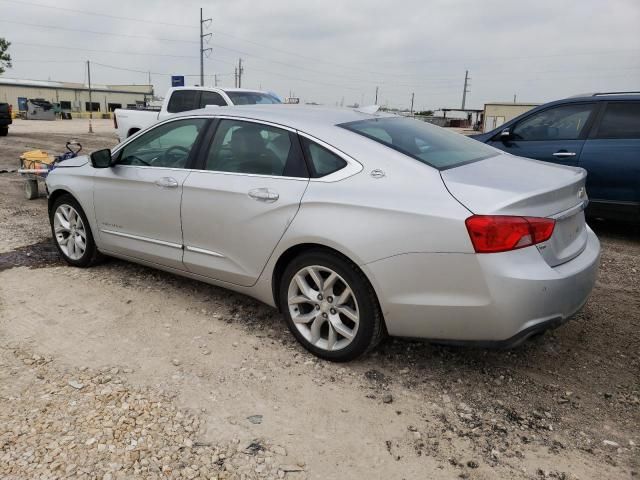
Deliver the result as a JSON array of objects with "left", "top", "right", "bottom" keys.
[{"left": 465, "top": 215, "right": 555, "bottom": 253}]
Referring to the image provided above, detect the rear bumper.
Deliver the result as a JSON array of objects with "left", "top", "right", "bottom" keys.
[{"left": 363, "top": 226, "right": 600, "bottom": 343}]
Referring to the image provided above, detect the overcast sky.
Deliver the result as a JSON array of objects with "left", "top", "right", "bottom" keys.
[{"left": 1, "top": 0, "right": 639, "bottom": 111}]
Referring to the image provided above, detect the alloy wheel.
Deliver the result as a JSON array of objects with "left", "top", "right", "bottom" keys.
[
  {"left": 53, "top": 204, "right": 87, "bottom": 260},
  {"left": 287, "top": 265, "right": 360, "bottom": 351}
]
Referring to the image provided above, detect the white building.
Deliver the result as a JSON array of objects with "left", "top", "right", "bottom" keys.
[{"left": 0, "top": 78, "right": 153, "bottom": 117}]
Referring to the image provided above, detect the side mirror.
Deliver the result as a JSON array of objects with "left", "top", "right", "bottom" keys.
[
  {"left": 90, "top": 149, "right": 112, "bottom": 168},
  {"left": 500, "top": 128, "right": 511, "bottom": 139}
]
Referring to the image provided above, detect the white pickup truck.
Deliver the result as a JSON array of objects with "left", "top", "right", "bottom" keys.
[{"left": 114, "top": 86, "right": 281, "bottom": 142}]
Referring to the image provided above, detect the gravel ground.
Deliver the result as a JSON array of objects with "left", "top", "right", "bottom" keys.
[{"left": 0, "top": 119, "right": 638, "bottom": 479}]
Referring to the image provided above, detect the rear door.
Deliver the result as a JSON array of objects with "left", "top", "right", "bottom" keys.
[
  {"left": 181, "top": 118, "right": 309, "bottom": 286},
  {"left": 487, "top": 103, "right": 597, "bottom": 166},
  {"left": 579, "top": 101, "right": 640, "bottom": 217}
]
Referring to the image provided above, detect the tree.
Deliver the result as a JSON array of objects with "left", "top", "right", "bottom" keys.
[
  {"left": 0, "top": 38, "right": 12, "bottom": 75},
  {"left": 415, "top": 110, "right": 434, "bottom": 116}
]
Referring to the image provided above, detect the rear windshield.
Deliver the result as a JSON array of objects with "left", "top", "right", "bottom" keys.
[
  {"left": 225, "top": 91, "right": 281, "bottom": 105},
  {"left": 339, "top": 117, "right": 498, "bottom": 169}
]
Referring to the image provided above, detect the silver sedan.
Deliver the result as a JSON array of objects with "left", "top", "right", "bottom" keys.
[{"left": 46, "top": 105, "right": 600, "bottom": 361}]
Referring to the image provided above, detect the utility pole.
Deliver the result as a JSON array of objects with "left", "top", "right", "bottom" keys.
[
  {"left": 410, "top": 92, "right": 415, "bottom": 115},
  {"left": 87, "top": 60, "right": 93, "bottom": 133},
  {"left": 375, "top": 86, "right": 379, "bottom": 104},
  {"left": 513, "top": 94, "right": 517, "bottom": 103},
  {"left": 461, "top": 70, "right": 470, "bottom": 110},
  {"left": 234, "top": 67, "right": 238, "bottom": 88},
  {"left": 237, "top": 58, "right": 244, "bottom": 88},
  {"left": 200, "top": 8, "right": 212, "bottom": 86},
  {"left": 214, "top": 74, "right": 218, "bottom": 87}
]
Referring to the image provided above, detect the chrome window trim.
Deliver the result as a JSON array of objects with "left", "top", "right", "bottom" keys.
[
  {"left": 101, "top": 229, "right": 182, "bottom": 249},
  {"left": 111, "top": 114, "right": 363, "bottom": 182},
  {"left": 296, "top": 131, "right": 363, "bottom": 182}
]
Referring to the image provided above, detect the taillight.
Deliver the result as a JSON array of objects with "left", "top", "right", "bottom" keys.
[{"left": 465, "top": 215, "right": 555, "bottom": 253}]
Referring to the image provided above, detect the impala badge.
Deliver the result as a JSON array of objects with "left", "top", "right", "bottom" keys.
[{"left": 577, "top": 187, "right": 586, "bottom": 200}]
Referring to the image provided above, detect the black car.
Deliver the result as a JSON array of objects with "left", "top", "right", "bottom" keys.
[
  {"left": 0, "top": 103, "right": 12, "bottom": 136},
  {"left": 471, "top": 92, "right": 640, "bottom": 222}
]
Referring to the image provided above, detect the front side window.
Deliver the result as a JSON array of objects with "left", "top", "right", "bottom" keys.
[
  {"left": 512, "top": 104, "right": 594, "bottom": 141},
  {"left": 340, "top": 117, "right": 498, "bottom": 169},
  {"left": 118, "top": 118, "right": 207, "bottom": 168},
  {"left": 225, "top": 91, "right": 281, "bottom": 105},
  {"left": 167, "top": 90, "right": 200, "bottom": 113},
  {"left": 206, "top": 119, "right": 306, "bottom": 177},
  {"left": 595, "top": 102, "right": 640, "bottom": 139}
]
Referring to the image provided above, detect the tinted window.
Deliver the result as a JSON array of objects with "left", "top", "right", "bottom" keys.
[
  {"left": 340, "top": 117, "right": 498, "bottom": 169},
  {"left": 206, "top": 119, "right": 306, "bottom": 177},
  {"left": 301, "top": 138, "right": 347, "bottom": 177},
  {"left": 200, "top": 91, "right": 227, "bottom": 107},
  {"left": 118, "top": 118, "right": 206, "bottom": 168},
  {"left": 596, "top": 102, "right": 640, "bottom": 139},
  {"left": 225, "top": 91, "right": 281, "bottom": 105},
  {"left": 512, "top": 104, "right": 593, "bottom": 141},
  {"left": 167, "top": 90, "right": 200, "bottom": 113}
]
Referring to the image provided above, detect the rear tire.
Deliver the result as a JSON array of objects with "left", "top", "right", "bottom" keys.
[
  {"left": 0, "top": 127, "right": 8, "bottom": 137},
  {"left": 279, "top": 250, "right": 385, "bottom": 361},
  {"left": 49, "top": 194, "right": 103, "bottom": 267},
  {"left": 24, "top": 180, "right": 39, "bottom": 200}
]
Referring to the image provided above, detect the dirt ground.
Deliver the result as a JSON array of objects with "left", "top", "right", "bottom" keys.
[{"left": 0, "top": 119, "right": 638, "bottom": 480}]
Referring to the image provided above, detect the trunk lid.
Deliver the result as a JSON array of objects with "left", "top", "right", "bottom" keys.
[{"left": 441, "top": 154, "right": 589, "bottom": 266}]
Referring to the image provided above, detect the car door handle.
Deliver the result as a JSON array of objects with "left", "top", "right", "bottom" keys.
[
  {"left": 154, "top": 177, "right": 179, "bottom": 188},
  {"left": 248, "top": 188, "right": 279, "bottom": 203},
  {"left": 552, "top": 151, "right": 577, "bottom": 158}
]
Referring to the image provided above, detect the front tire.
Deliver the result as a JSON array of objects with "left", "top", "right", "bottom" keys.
[
  {"left": 279, "top": 250, "right": 385, "bottom": 361},
  {"left": 0, "top": 127, "right": 8, "bottom": 137},
  {"left": 49, "top": 194, "right": 103, "bottom": 267}
]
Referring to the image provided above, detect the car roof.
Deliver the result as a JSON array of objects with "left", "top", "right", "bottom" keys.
[
  {"left": 175, "top": 104, "right": 396, "bottom": 135},
  {"left": 554, "top": 93, "right": 640, "bottom": 104}
]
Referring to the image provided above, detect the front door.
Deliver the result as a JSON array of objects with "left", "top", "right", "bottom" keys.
[
  {"left": 94, "top": 117, "right": 208, "bottom": 268},
  {"left": 181, "top": 118, "right": 309, "bottom": 286},
  {"left": 488, "top": 103, "right": 596, "bottom": 167}
]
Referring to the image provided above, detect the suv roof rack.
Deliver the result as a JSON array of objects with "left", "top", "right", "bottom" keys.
[{"left": 569, "top": 91, "right": 640, "bottom": 98}]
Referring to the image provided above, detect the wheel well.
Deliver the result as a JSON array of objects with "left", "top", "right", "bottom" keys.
[
  {"left": 47, "top": 189, "right": 73, "bottom": 214},
  {"left": 127, "top": 128, "right": 140, "bottom": 137},
  {"left": 271, "top": 243, "right": 371, "bottom": 310}
]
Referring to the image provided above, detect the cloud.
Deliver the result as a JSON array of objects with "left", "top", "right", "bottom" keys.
[{"left": 2, "top": 0, "right": 639, "bottom": 110}]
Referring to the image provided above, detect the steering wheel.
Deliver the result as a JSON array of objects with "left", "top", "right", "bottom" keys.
[{"left": 162, "top": 145, "right": 190, "bottom": 166}]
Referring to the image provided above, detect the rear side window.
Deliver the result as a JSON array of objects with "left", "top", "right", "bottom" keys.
[
  {"left": 512, "top": 104, "right": 593, "bottom": 141},
  {"left": 206, "top": 119, "right": 307, "bottom": 177},
  {"left": 595, "top": 103, "right": 640, "bottom": 139},
  {"left": 200, "top": 91, "right": 227, "bottom": 107},
  {"left": 340, "top": 117, "right": 497, "bottom": 170},
  {"left": 301, "top": 138, "right": 347, "bottom": 177},
  {"left": 167, "top": 90, "right": 200, "bottom": 113}
]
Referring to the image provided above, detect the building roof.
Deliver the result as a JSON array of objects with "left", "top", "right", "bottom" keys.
[
  {"left": 483, "top": 102, "right": 541, "bottom": 107},
  {"left": 0, "top": 77, "right": 153, "bottom": 95}
]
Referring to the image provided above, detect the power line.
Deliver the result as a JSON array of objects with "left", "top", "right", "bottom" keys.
[
  {"left": 12, "top": 41, "right": 199, "bottom": 58},
  {"left": 0, "top": 19, "right": 198, "bottom": 44},
  {"left": 0, "top": 0, "right": 196, "bottom": 28}
]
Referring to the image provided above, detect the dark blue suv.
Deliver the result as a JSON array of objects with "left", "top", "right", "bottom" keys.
[{"left": 471, "top": 93, "right": 640, "bottom": 222}]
